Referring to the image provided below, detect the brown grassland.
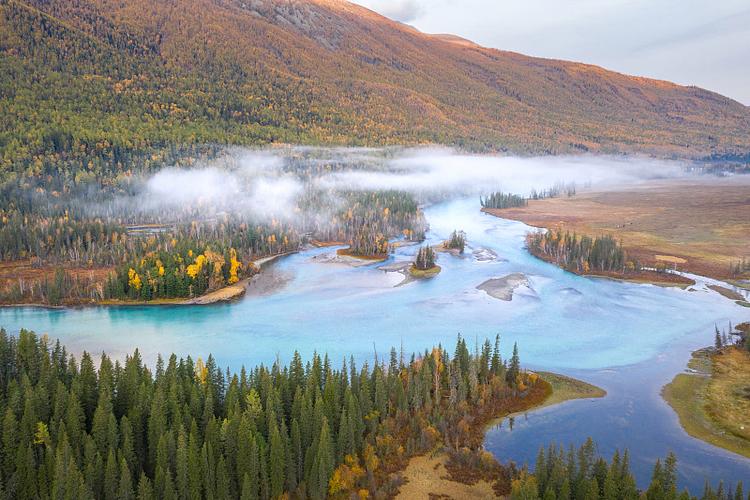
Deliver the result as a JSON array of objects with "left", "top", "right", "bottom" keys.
[
  {"left": 0, "top": 260, "right": 111, "bottom": 306},
  {"left": 488, "top": 177, "right": 750, "bottom": 282},
  {"left": 662, "top": 346, "right": 750, "bottom": 459}
]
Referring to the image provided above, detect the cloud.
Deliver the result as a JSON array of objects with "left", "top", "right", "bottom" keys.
[
  {"left": 314, "top": 148, "right": 685, "bottom": 196},
  {"left": 247, "top": 177, "right": 303, "bottom": 217},
  {"left": 355, "top": 0, "right": 422, "bottom": 22},
  {"left": 140, "top": 154, "right": 304, "bottom": 220},
  {"left": 81, "top": 147, "right": 687, "bottom": 228},
  {"left": 146, "top": 167, "right": 242, "bottom": 205}
]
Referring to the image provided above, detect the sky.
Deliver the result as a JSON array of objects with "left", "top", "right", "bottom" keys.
[{"left": 351, "top": 0, "right": 750, "bottom": 105}]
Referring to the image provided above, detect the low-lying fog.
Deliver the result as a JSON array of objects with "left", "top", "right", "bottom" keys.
[{"left": 84, "top": 147, "right": 692, "bottom": 223}]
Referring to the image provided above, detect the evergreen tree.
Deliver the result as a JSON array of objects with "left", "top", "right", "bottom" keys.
[
  {"left": 506, "top": 342, "right": 521, "bottom": 387},
  {"left": 137, "top": 473, "right": 154, "bottom": 500}
]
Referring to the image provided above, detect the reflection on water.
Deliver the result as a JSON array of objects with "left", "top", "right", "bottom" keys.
[{"left": 1, "top": 197, "right": 748, "bottom": 492}]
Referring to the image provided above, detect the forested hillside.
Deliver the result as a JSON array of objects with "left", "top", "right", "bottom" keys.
[{"left": 1, "top": 0, "right": 750, "bottom": 188}]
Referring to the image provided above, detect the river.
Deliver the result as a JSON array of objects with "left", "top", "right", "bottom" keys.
[{"left": 1, "top": 197, "right": 748, "bottom": 491}]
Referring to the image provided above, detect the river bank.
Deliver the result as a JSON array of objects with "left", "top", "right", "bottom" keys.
[
  {"left": 396, "top": 372, "right": 606, "bottom": 498},
  {"left": 662, "top": 346, "right": 750, "bottom": 459},
  {"left": 481, "top": 212, "right": 700, "bottom": 288},
  {"left": 482, "top": 177, "right": 750, "bottom": 284},
  {"left": 1, "top": 251, "right": 296, "bottom": 309}
]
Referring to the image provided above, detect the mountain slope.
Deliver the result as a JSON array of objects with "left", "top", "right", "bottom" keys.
[{"left": 1, "top": 0, "right": 749, "bottom": 172}]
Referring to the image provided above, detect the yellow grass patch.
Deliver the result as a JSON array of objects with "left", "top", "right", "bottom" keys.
[
  {"left": 708, "top": 348, "right": 750, "bottom": 442},
  {"left": 396, "top": 454, "right": 496, "bottom": 500},
  {"left": 655, "top": 254, "right": 687, "bottom": 264},
  {"left": 662, "top": 348, "right": 750, "bottom": 458}
]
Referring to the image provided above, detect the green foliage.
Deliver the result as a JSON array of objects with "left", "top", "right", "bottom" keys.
[
  {"left": 514, "top": 441, "right": 739, "bottom": 500},
  {"left": 481, "top": 192, "right": 528, "bottom": 209},
  {"left": 527, "top": 230, "right": 627, "bottom": 274},
  {"left": 0, "top": 328, "right": 526, "bottom": 499},
  {"left": 445, "top": 230, "right": 466, "bottom": 253},
  {"left": 414, "top": 245, "right": 436, "bottom": 270}
]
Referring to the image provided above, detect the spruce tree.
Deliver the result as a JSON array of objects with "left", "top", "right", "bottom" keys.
[
  {"left": 117, "top": 457, "right": 134, "bottom": 500},
  {"left": 506, "top": 342, "right": 521, "bottom": 387},
  {"left": 310, "top": 418, "right": 334, "bottom": 500},
  {"left": 269, "top": 422, "right": 286, "bottom": 498},
  {"left": 104, "top": 449, "right": 119, "bottom": 500},
  {"left": 137, "top": 473, "right": 154, "bottom": 500}
]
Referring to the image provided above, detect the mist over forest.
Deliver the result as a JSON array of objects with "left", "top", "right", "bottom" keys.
[{"left": 55, "top": 147, "right": 690, "bottom": 226}]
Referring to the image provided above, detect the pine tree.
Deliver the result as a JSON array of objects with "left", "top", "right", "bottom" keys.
[
  {"left": 104, "top": 449, "right": 119, "bottom": 500},
  {"left": 137, "top": 473, "right": 154, "bottom": 500},
  {"left": 216, "top": 455, "right": 230, "bottom": 500},
  {"left": 117, "top": 457, "right": 134, "bottom": 500},
  {"left": 175, "top": 431, "right": 189, "bottom": 499},
  {"left": 310, "top": 418, "right": 334, "bottom": 500},
  {"left": 506, "top": 342, "right": 521, "bottom": 387},
  {"left": 241, "top": 473, "right": 254, "bottom": 500},
  {"left": 269, "top": 422, "right": 286, "bottom": 498}
]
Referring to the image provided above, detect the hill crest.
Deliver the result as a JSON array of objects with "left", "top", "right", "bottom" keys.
[{"left": 1, "top": 0, "right": 749, "bottom": 164}]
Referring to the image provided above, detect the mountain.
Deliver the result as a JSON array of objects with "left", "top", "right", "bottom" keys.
[{"left": 1, "top": 0, "right": 749, "bottom": 171}]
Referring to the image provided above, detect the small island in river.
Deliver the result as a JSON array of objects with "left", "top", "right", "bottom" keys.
[{"left": 409, "top": 245, "right": 441, "bottom": 279}]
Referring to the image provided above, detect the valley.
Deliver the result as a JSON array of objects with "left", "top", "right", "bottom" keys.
[
  {"left": 1, "top": 0, "right": 749, "bottom": 497},
  {"left": 1, "top": 182, "right": 749, "bottom": 493}
]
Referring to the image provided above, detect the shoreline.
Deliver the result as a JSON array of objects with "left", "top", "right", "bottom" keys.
[
  {"left": 0, "top": 251, "right": 296, "bottom": 309},
  {"left": 480, "top": 179, "right": 750, "bottom": 285},
  {"left": 487, "top": 371, "right": 607, "bottom": 423},
  {"left": 483, "top": 208, "right": 702, "bottom": 289},
  {"left": 396, "top": 372, "right": 606, "bottom": 497},
  {"left": 662, "top": 347, "right": 750, "bottom": 459}
]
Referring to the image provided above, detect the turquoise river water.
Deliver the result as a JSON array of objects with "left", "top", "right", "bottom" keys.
[{"left": 1, "top": 197, "right": 748, "bottom": 491}]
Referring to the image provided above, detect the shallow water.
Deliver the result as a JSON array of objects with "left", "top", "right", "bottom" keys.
[{"left": 1, "top": 197, "right": 748, "bottom": 491}]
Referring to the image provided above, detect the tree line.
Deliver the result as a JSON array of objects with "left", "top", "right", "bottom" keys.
[
  {"left": 526, "top": 230, "right": 628, "bottom": 275},
  {"left": 481, "top": 192, "right": 528, "bottom": 209},
  {"left": 0, "top": 177, "right": 427, "bottom": 304},
  {"left": 0, "top": 329, "right": 743, "bottom": 499},
  {"left": 300, "top": 191, "right": 426, "bottom": 257},
  {"left": 510, "top": 439, "right": 745, "bottom": 500},
  {"left": 480, "top": 183, "right": 577, "bottom": 210},
  {"left": 529, "top": 182, "right": 577, "bottom": 201}
]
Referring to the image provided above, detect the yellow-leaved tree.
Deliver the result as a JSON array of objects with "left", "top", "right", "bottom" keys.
[
  {"left": 228, "top": 248, "right": 242, "bottom": 284},
  {"left": 127, "top": 268, "right": 142, "bottom": 290},
  {"left": 194, "top": 357, "right": 208, "bottom": 385},
  {"left": 186, "top": 254, "right": 206, "bottom": 279},
  {"left": 329, "top": 455, "right": 365, "bottom": 496}
]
